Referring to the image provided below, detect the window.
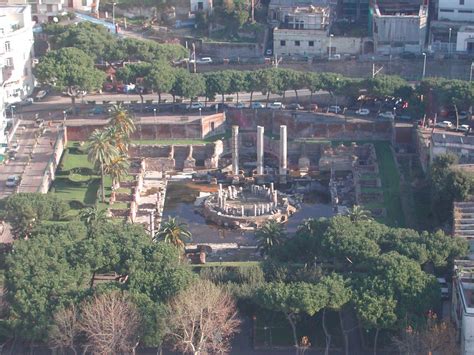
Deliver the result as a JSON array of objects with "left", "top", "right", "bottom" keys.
[
  {"left": 46, "top": 4, "right": 52, "bottom": 12},
  {"left": 459, "top": 9, "right": 473, "bottom": 12},
  {"left": 440, "top": 8, "right": 454, "bottom": 12},
  {"left": 198, "top": 1, "right": 204, "bottom": 10},
  {"left": 295, "top": 40, "right": 300, "bottom": 46},
  {"left": 4, "top": 41, "right": 10, "bottom": 52},
  {"left": 31, "top": 4, "right": 37, "bottom": 13},
  {"left": 82, "top": 0, "right": 87, "bottom": 6},
  {"left": 460, "top": 0, "right": 465, "bottom": 5},
  {"left": 309, "top": 41, "right": 314, "bottom": 47},
  {"left": 5, "top": 57, "right": 13, "bottom": 67},
  {"left": 280, "top": 40, "right": 286, "bottom": 46}
]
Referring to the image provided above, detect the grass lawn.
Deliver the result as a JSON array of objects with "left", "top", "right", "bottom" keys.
[{"left": 331, "top": 140, "right": 405, "bottom": 227}]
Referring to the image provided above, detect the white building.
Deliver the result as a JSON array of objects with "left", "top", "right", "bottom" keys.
[
  {"left": 438, "top": 0, "right": 474, "bottom": 22},
  {"left": 2, "top": 0, "right": 98, "bottom": 23},
  {"left": 0, "top": 5, "right": 34, "bottom": 106},
  {"left": 189, "top": 0, "right": 212, "bottom": 13},
  {"left": 453, "top": 260, "right": 474, "bottom": 355},
  {"left": 456, "top": 25, "right": 474, "bottom": 53}
]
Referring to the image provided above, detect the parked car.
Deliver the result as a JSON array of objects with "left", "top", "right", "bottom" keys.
[
  {"left": 306, "top": 103, "right": 319, "bottom": 112},
  {"left": 459, "top": 111, "right": 470, "bottom": 120},
  {"left": 250, "top": 102, "right": 265, "bottom": 109},
  {"left": 457, "top": 124, "right": 470, "bottom": 133},
  {"left": 193, "top": 57, "right": 213, "bottom": 64},
  {"left": 437, "top": 277, "right": 449, "bottom": 299},
  {"left": 234, "top": 102, "right": 246, "bottom": 109},
  {"left": 287, "top": 103, "right": 304, "bottom": 110},
  {"left": 210, "top": 103, "right": 229, "bottom": 111},
  {"left": 268, "top": 102, "right": 285, "bottom": 110},
  {"left": 186, "top": 102, "right": 205, "bottom": 110},
  {"left": 6, "top": 175, "right": 20, "bottom": 187},
  {"left": 397, "top": 114, "right": 412, "bottom": 121},
  {"left": 355, "top": 108, "right": 370, "bottom": 116},
  {"left": 435, "top": 120, "right": 453, "bottom": 129},
  {"left": 265, "top": 49, "right": 273, "bottom": 56},
  {"left": 18, "top": 98, "right": 33, "bottom": 107},
  {"left": 328, "top": 105, "right": 342, "bottom": 114},
  {"left": 34, "top": 88, "right": 49, "bottom": 101},
  {"left": 378, "top": 111, "right": 395, "bottom": 120}
]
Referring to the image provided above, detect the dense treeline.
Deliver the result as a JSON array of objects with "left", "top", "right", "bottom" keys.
[{"left": 36, "top": 22, "right": 474, "bottom": 113}]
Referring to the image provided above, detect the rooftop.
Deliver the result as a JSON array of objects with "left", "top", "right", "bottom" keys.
[
  {"left": 0, "top": 5, "right": 28, "bottom": 15},
  {"left": 432, "top": 132, "right": 474, "bottom": 146},
  {"left": 454, "top": 260, "right": 474, "bottom": 313}
]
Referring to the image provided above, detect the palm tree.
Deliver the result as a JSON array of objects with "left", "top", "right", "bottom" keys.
[
  {"left": 104, "top": 125, "right": 130, "bottom": 154},
  {"left": 154, "top": 216, "right": 192, "bottom": 249},
  {"left": 104, "top": 154, "right": 129, "bottom": 190},
  {"left": 255, "top": 220, "right": 286, "bottom": 256},
  {"left": 108, "top": 104, "right": 136, "bottom": 138},
  {"left": 79, "top": 206, "right": 108, "bottom": 237},
  {"left": 87, "top": 129, "right": 119, "bottom": 202},
  {"left": 348, "top": 205, "right": 373, "bottom": 222}
]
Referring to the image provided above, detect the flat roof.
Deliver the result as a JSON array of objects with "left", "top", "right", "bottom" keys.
[
  {"left": 432, "top": 132, "right": 474, "bottom": 146},
  {"left": 0, "top": 5, "right": 28, "bottom": 14},
  {"left": 455, "top": 260, "right": 474, "bottom": 313}
]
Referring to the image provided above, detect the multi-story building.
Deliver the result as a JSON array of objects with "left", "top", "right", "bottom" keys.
[
  {"left": 338, "top": 0, "right": 370, "bottom": 23},
  {"left": 438, "top": 0, "right": 474, "bottom": 22},
  {"left": 372, "top": 2, "right": 428, "bottom": 53},
  {"left": 1, "top": 0, "right": 98, "bottom": 22},
  {"left": 452, "top": 260, "right": 474, "bottom": 355},
  {"left": 0, "top": 5, "right": 34, "bottom": 106}
]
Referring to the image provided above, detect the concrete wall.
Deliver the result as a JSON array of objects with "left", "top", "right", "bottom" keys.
[
  {"left": 274, "top": 29, "right": 327, "bottom": 57},
  {"left": 438, "top": 0, "right": 474, "bottom": 21},
  {"left": 457, "top": 28, "right": 474, "bottom": 52},
  {"left": 198, "top": 41, "right": 261, "bottom": 57}
]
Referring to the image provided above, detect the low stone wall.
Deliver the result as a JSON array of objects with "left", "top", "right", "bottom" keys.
[{"left": 38, "top": 128, "right": 67, "bottom": 194}]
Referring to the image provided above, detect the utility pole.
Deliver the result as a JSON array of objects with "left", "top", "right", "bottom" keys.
[
  {"left": 149, "top": 210, "right": 155, "bottom": 238},
  {"left": 470, "top": 62, "right": 473, "bottom": 82},
  {"left": 192, "top": 43, "right": 197, "bottom": 73},
  {"left": 251, "top": 0, "right": 255, "bottom": 22}
]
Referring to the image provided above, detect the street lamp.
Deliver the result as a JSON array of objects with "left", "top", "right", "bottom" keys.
[
  {"left": 199, "top": 107, "right": 202, "bottom": 117},
  {"left": 112, "top": 2, "right": 116, "bottom": 27},
  {"left": 153, "top": 108, "right": 157, "bottom": 117},
  {"left": 328, "top": 34, "right": 334, "bottom": 60},
  {"left": 448, "top": 28, "right": 452, "bottom": 55},
  {"left": 422, "top": 52, "right": 427, "bottom": 79}
]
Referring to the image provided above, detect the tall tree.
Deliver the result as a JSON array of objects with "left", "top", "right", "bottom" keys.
[
  {"left": 146, "top": 62, "right": 176, "bottom": 104},
  {"left": 104, "top": 154, "right": 129, "bottom": 190},
  {"left": 229, "top": 70, "right": 247, "bottom": 103},
  {"left": 166, "top": 280, "right": 241, "bottom": 354},
  {"left": 154, "top": 216, "right": 192, "bottom": 249},
  {"left": 108, "top": 104, "right": 136, "bottom": 139},
  {"left": 87, "top": 129, "right": 119, "bottom": 202},
  {"left": 48, "top": 305, "right": 80, "bottom": 355},
  {"left": 35, "top": 47, "right": 105, "bottom": 109},
  {"left": 80, "top": 292, "right": 141, "bottom": 354}
]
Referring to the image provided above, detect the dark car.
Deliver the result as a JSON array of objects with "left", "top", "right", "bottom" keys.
[{"left": 287, "top": 103, "right": 304, "bottom": 110}]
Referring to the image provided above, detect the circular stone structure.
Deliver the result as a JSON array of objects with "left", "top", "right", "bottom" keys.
[{"left": 201, "top": 183, "right": 297, "bottom": 230}]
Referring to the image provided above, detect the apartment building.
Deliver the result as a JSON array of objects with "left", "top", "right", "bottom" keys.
[
  {"left": 438, "top": 0, "right": 474, "bottom": 22},
  {"left": 0, "top": 5, "right": 34, "bottom": 106},
  {"left": 453, "top": 260, "right": 474, "bottom": 355}
]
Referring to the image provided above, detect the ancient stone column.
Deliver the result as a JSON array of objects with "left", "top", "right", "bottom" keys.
[
  {"left": 257, "top": 125, "right": 264, "bottom": 175},
  {"left": 232, "top": 125, "right": 239, "bottom": 176},
  {"left": 279, "top": 125, "right": 287, "bottom": 175}
]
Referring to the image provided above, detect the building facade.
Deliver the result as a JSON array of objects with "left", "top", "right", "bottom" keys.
[
  {"left": 372, "top": 3, "right": 428, "bottom": 53},
  {"left": 456, "top": 25, "right": 474, "bottom": 52},
  {"left": 0, "top": 5, "right": 34, "bottom": 107},
  {"left": 452, "top": 260, "right": 474, "bottom": 355},
  {"left": 430, "top": 132, "right": 474, "bottom": 164},
  {"left": 438, "top": 0, "right": 474, "bottom": 22}
]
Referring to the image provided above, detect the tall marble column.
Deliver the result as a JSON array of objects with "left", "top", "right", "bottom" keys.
[
  {"left": 232, "top": 125, "right": 239, "bottom": 176},
  {"left": 257, "top": 125, "right": 264, "bottom": 175},
  {"left": 279, "top": 125, "right": 287, "bottom": 175}
]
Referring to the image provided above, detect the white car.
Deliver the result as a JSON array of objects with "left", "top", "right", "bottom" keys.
[
  {"left": 250, "top": 102, "right": 264, "bottom": 109},
  {"left": 234, "top": 102, "right": 246, "bottom": 109},
  {"left": 435, "top": 121, "right": 453, "bottom": 129},
  {"left": 437, "top": 277, "right": 449, "bottom": 299},
  {"left": 355, "top": 108, "right": 370, "bottom": 116},
  {"left": 186, "top": 102, "right": 205, "bottom": 110},
  {"left": 457, "top": 124, "right": 470, "bottom": 133},
  {"left": 378, "top": 111, "right": 395, "bottom": 120},
  {"left": 196, "top": 57, "right": 213, "bottom": 64},
  {"left": 6, "top": 175, "right": 20, "bottom": 187},
  {"left": 268, "top": 102, "right": 285, "bottom": 110},
  {"left": 328, "top": 105, "right": 342, "bottom": 114}
]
